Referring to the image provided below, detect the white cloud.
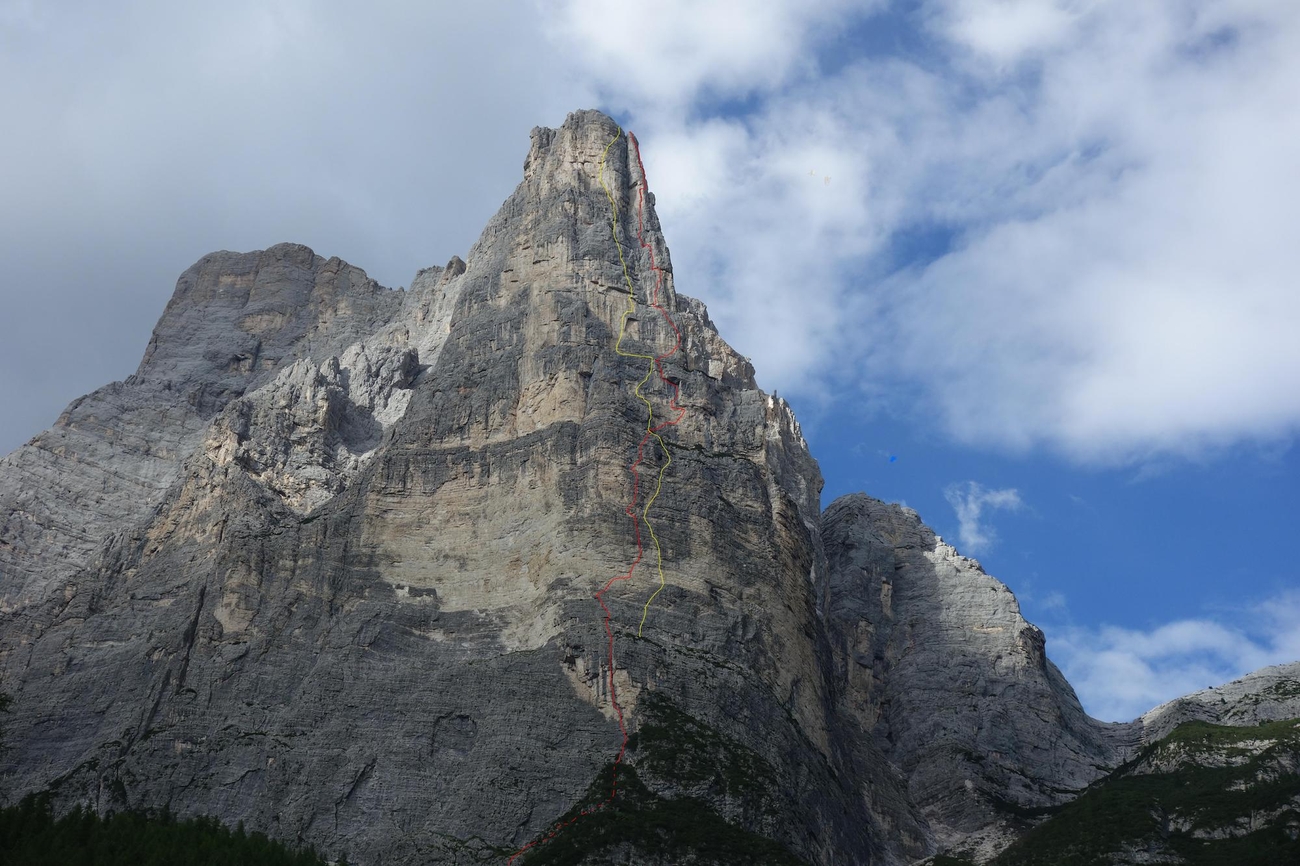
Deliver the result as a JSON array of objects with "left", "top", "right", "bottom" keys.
[
  {"left": 1049, "top": 590, "right": 1300, "bottom": 722},
  {"left": 929, "top": 0, "right": 1082, "bottom": 64},
  {"left": 1039, "top": 589, "right": 1067, "bottom": 611},
  {"left": 539, "top": 0, "right": 882, "bottom": 109},
  {"left": 872, "top": 2, "right": 1300, "bottom": 460},
  {"left": 943, "top": 480, "right": 1022, "bottom": 553}
]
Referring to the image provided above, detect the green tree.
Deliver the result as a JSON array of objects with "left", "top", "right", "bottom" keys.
[
  {"left": 0, "top": 686, "right": 12, "bottom": 806},
  {"left": 0, "top": 687, "right": 11, "bottom": 749}
]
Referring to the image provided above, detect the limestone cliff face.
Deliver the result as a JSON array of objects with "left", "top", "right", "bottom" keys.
[
  {"left": 821, "top": 495, "right": 1142, "bottom": 861},
  {"left": 0, "top": 243, "right": 402, "bottom": 616},
  {"left": 0, "top": 109, "right": 1291, "bottom": 866}
]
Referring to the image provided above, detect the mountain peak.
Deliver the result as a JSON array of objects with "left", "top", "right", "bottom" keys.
[{"left": 2, "top": 111, "right": 1295, "bottom": 866}]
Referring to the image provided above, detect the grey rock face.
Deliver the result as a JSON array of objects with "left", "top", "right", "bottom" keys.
[
  {"left": 0, "top": 109, "right": 1294, "bottom": 866},
  {"left": 204, "top": 341, "right": 420, "bottom": 514},
  {"left": 0, "top": 244, "right": 402, "bottom": 612},
  {"left": 821, "top": 494, "right": 1141, "bottom": 860}
]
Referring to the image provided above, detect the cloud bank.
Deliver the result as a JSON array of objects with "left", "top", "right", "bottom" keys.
[{"left": 1048, "top": 589, "right": 1300, "bottom": 722}]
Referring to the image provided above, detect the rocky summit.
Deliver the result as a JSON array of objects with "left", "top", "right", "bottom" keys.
[{"left": 1, "top": 110, "right": 1296, "bottom": 866}]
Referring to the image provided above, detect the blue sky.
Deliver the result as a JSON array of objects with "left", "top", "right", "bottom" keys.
[{"left": 1, "top": 0, "right": 1297, "bottom": 721}]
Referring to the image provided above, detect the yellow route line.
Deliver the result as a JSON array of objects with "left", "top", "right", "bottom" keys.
[{"left": 596, "top": 129, "right": 674, "bottom": 639}]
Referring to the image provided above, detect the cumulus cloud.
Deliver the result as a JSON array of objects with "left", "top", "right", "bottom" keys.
[
  {"left": 928, "top": 0, "right": 1082, "bottom": 64},
  {"left": 866, "top": 0, "right": 1300, "bottom": 462},
  {"left": 943, "top": 480, "right": 1022, "bottom": 553},
  {"left": 1049, "top": 590, "right": 1300, "bottom": 722},
  {"left": 539, "top": 0, "right": 883, "bottom": 109}
]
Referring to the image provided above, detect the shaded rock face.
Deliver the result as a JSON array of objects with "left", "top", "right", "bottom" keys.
[
  {"left": 0, "top": 108, "right": 1292, "bottom": 866},
  {"left": 821, "top": 494, "right": 1142, "bottom": 860}
]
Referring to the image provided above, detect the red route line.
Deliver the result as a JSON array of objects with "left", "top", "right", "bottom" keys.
[
  {"left": 629, "top": 130, "right": 688, "bottom": 436},
  {"left": 506, "top": 131, "right": 687, "bottom": 864}
]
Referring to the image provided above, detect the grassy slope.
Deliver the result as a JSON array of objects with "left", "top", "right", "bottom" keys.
[{"left": 988, "top": 718, "right": 1300, "bottom": 866}]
